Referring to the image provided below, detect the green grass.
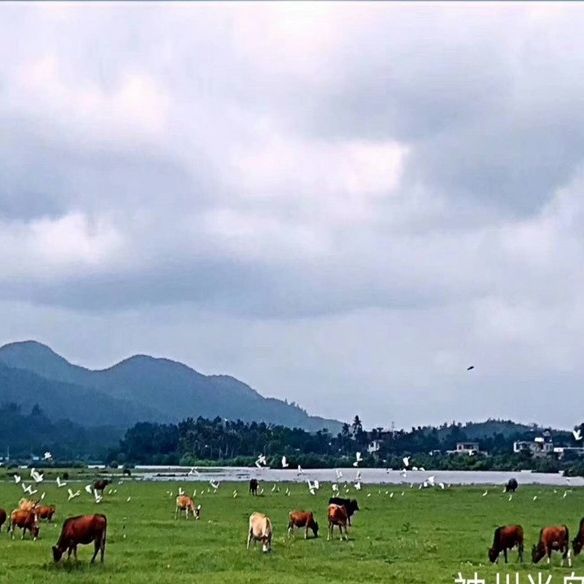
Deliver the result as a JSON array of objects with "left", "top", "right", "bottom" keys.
[{"left": 0, "top": 480, "right": 582, "bottom": 583}]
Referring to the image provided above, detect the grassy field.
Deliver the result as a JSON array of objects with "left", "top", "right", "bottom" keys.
[{"left": 0, "top": 478, "right": 582, "bottom": 583}]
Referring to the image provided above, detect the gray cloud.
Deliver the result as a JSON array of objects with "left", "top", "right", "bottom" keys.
[{"left": 1, "top": 3, "right": 584, "bottom": 428}]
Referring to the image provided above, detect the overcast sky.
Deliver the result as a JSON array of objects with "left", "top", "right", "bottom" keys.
[{"left": 2, "top": 3, "right": 584, "bottom": 429}]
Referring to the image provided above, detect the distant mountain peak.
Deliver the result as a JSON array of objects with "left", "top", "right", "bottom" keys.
[{"left": 0, "top": 339, "right": 343, "bottom": 433}]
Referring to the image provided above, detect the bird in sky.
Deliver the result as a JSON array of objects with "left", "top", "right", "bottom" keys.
[
  {"left": 56, "top": 476, "right": 67, "bottom": 488},
  {"left": 281, "top": 456, "right": 289, "bottom": 468},
  {"left": 467, "top": 365, "right": 475, "bottom": 371},
  {"left": 573, "top": 428, "right": 583, "bottom": 441}
]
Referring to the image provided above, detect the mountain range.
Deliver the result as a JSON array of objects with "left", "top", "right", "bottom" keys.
[{"left": 0, "top": 340, "right": 343, "bottom": 433}]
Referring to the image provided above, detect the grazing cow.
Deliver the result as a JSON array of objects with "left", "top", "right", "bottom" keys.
[
  {"left": 93, "top": 479, "right": 111, "bottom": 496},
  {"left": 175, "top": 495, "right": 201, "bottom": 519},
  {"left": 10, "top": 510, "right": 39, "bottom": 540},
  {"left": 247, "top": 512, "right": 272, "bottom": 552},
  {"left": 288, "top": 511, "right": 319, "bottom": 539},
  {"left": 327, "top": 504, "right": 348, "bottom": 541},
  {"left": 249, "top": 479, "right": 259, "bottom": 496},
  {"left": 488, "top": 525, "right": 524, "bottom": 563},
  {"left": 37, "top": 504, "right": 56, "bottom": 522},
  {"left": 505, "top": 478, "right": 519, "bottom": 493},
  {"left": 572, "top": 518, "right": 584, "bottom": 555},
  {"left": 0, "top": 508, "right": 6, "bottom": 532},
  {"left": 52, "top": 514, "right": 107, "bottom": 563},
  {"left": 18, "top": 498, "right": 37, "bottom": 512},
  {"left": 532, "top": 525, "right": 571, "bottom": 566},
  {"left": 328, "top": 497, "right": 359, "bottom": 526}
]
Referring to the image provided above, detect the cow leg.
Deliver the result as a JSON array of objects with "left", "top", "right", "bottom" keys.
[
  {"left": 504, "top": 549, "right": 508, "bottom": 563},
  {"left": 91, "top": 539, "right": 100, "bottom": 563},
  {"left": 247, "top": 529, "right": 253, "bottom": 549},
  {"left": 73, "top": 546, "right": 78, "bottom": 561},
  {"left": 327, "top": 521, "right": 332, "bottom": 541},
  {"left": 305, "top": 525, "right": 309, "bottom": 540},
  {"left": 518, "top": 543, "right": 524, "bottom": 563}
]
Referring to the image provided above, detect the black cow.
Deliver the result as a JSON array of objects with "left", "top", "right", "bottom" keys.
[
  {"left": 328, "top": 497, "right": 359, "bottom": 526},
  {"left": 505, "top": 478, "right": 518, "bottom": 493},
  {"left": 249, "top": 479, "right": 259, "bottom": 496}
]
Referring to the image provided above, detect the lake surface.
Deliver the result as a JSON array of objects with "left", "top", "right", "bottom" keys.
[{"left": 135, "top": 466, "right": 584, "bottom": 486}]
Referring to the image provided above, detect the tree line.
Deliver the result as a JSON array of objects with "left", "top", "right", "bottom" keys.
[{"left": 105, "top": 415, "right": 584, "bottom": 476}]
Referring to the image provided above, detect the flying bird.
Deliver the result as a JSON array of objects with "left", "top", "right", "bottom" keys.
[
  {"left": 353, "top": 452, "right": 363, "bottom": 467},
  {"left": 281, "top": 456, "right": 289, "bottom": 468},
  {"left": 332, "top": 484, "right": 339, "bottom": 493},
  {"left": 307, "top": 480, "right": 319, "bottom": 495},
  {"left": 467, "top": 365, "right": 475, "bottom": 371},
  {"left": 84, "top": 484, "right": 94, "bottom": 495},
  {"left": 573, "top": 428, "right": 583, "bottom": 442},
  {"left": 209, "top": 480, "right": 220, "bottom": 491},
  {"left": 43, "top": 451, "right": 53, "bottom": 461},
  {"left": 30, "top": 469, "right": 44, "bottom": 483},
  {"left": 297, "top": 465, "right": 304, "bottom": 475},
  {"left": 56, "top": 476, "right": 67, "bottom": 488},
  {"left": 354, "top": 481, "right": 362, "bottom": 491},
  {"left": 188, "top": 467, "right": 200, "bottom": 476},
  {"left": 13, "top": 474, "right": 21, "bottom": 484},
  {"left": 68, "top": 489, "right": 80, "bottom": 501},
  {"left": 402, "top": 456, "right": 410, "bottom": 468},
  {"left": 335, "top": 469, "right": 343, "bottom": 480},
  {"left": 233, "top": 490, "right": 238, "bottom": 498}
]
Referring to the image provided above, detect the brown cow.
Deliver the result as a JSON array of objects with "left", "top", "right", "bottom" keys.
[
  {"left": 573, "top": 518, "right": 584, "bottom": 555},
  {"left": 37, "top": 504, "right": 56, "bottom": 522},
  {"left": 532, "top": 525, "right": 571, "bottom": 566},
  {"left": 288, "top": 511, "right": 319, "bottom": 539},
  {"left": 488, "top": 525, "right": 524, "bottom": 563},
  {"left": 175, "top": 495, "right": 201, "bottom": 519},
  {"left": 247, "top": 512, "right": 272, "bottom": 552},
  {"left": 327, "top": 504, "right": 348, "bottom": 541},
  {"left": 10, "top": 509, "right": 39, "bottom": 540},
  {"left": 0, "top": 508, "right": 6, "bottom": 532},
  {"left": 93, "top": 479, "right": 111, "bottom": 496},
  {"left": 52, "top": 514, "right": 107, "bottom": 563}
]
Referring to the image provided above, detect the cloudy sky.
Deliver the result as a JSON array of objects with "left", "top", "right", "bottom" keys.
[{"left": 2, "top": 3, "right": 584, "bottom": 429}]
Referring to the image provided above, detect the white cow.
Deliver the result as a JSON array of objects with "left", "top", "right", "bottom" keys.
[{"left": 247, "top": 512, "right": 272, "bottom": 552}]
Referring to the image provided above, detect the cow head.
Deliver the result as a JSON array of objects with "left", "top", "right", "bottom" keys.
[
  {"left": 312, "top": 521, "right": 319, "bottom": 538},
  {"left": 349, "top": 499, "right": 360, "bottom": 513},
  {"left": 261, "top": 537, "right": 271, "bottom": 553},
  {"left": 532, "top": 543, "right": 545, "bottom": 564},
  {"left": 488, "top": 547, "right": 499, "bottom": 563},
  {"left": 573, "top": 536, "right": 583, "bottom": 556},
  {"left": 52, "top": 546, "right": 64, "bottom": 562}
]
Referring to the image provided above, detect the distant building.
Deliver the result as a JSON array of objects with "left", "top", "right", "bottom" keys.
[
  {"left": 448, "top": 442, "right": 480, "bottom": 455},
  {"left": 513, "top": 437, "right": 554, "bottom": 457},
  {"left": 553, "top": 446, "right": 584, "bottom": 459}
]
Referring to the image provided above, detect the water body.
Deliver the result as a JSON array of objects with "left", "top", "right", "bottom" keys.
[{"left": 136, "top": 466, "right": 584, "bottom": 487}]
